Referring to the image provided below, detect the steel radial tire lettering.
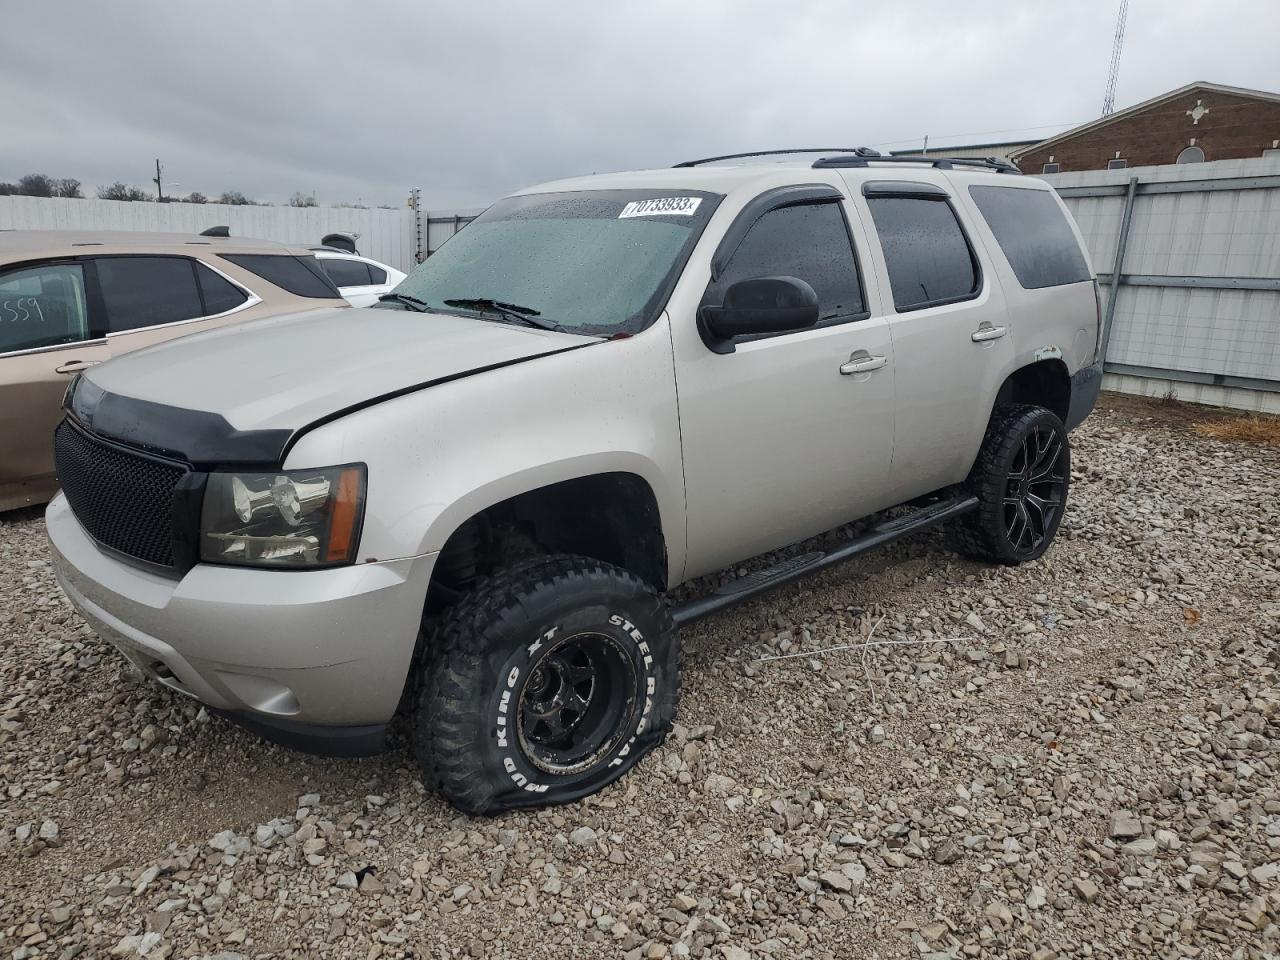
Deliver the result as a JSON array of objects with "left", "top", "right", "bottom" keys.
[{"left": 414, "top": 554, "right": 679, "bottom": 815}]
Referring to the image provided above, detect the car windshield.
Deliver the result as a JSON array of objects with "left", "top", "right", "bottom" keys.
[{"left": 383, "top": 189, "right": 721, "bottom": 336}]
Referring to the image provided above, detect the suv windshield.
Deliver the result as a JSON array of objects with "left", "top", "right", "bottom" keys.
[{"left": 383, "top": 189, "right": 721, "bottom": 336}]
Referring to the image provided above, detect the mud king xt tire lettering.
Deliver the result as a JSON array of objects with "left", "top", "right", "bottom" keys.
[{"left": 415, "top": 556, "right": 678, "bottom": 814}]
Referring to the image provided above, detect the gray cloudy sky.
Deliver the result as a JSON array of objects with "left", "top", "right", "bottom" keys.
[{"left": 3, "top": 0, "right": 1276, "bottom": 208}]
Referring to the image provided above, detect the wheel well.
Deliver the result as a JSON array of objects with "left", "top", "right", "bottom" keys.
[
  {"left": 994, "top": 360, "right": 1070, "bottom": 423},
  {"left": 425, "top": 473, "right": 668, "bottom": 619}
]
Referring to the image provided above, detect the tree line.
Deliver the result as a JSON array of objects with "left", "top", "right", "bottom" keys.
[
  {"left": 0, "top": 173, "right": 377, "bottom": 208},
  {"left": 0, "top": 173, "right": 260, "bottom": 204}
]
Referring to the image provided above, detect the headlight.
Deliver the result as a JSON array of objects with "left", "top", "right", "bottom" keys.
[{"left": 201, "top": 464, "right": 366, "bottom": 568}]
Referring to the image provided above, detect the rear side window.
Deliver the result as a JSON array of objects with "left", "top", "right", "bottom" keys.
[
  {"left": 196, "top": 263, "right": 249, "bottom": 314},
  {"left": 319, "top": 257, "right": 373, "bottom": 287},
  {"left": 367, "top": 265, "right": 387, "bottom": 285},
  {"left": 95, "top": 256, "right": 203, "bottom": 332},
  {"left": 713, "top": 202, "right": 864, "bottom": 323},
  {"left": 866, "top": 197, "right": 979, "bottom": 311},
  {"left": 0, "top": 262, "right": 90, "bottom": 353},
  {"left": 220, "top": 254, "right": 342, "bottom": 299},
  {"left": 969, "top": 186, "right": 1091, "bottom": 289}
]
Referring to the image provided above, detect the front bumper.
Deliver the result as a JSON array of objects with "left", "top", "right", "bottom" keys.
[{"left": 46, "top": 493, "right": 436, "bottom": 752}]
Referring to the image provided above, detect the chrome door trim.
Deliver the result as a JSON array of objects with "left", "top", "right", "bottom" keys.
[{"left": 0, "top": 338, "right": 109, "bottom": 361}]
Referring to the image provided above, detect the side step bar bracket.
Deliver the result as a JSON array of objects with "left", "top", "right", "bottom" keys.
[{"left": 671, "top": 495, "right": 978, "bottom": 627}]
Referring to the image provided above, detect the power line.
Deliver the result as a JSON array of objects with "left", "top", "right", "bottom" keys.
[{"left": 865, "top": 120, "right": 1089, "bottom": 151}]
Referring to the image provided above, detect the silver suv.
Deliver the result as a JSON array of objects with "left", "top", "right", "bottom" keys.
[{"left": 46, "top": 149, "right": 1102, "bottom": 814}]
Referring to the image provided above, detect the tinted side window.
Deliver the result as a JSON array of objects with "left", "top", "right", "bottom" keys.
[
  {"left": 0, "top": 262, "right": 90, "bottom": 353},
  {"left": 969, "top": 186, "right": 1091, "bottom": 289},
  {"left": 196, "top": 263, "right": 249, "bottom": 314},
  {"left": 866, "top": 197, "right": 979, "bottom": 311},
  {"left": 714, "top": 202, "right": 864, "bottom": 323},
  {"left": 219, "top": 254, "right": 342, "bottom": 299},
  {"left": 319, "top": 258, "right": 373, "bottom": 287},
  {"left": 367, "top": 265, "right": 387, "bottom": 285},
  {"left": 96, "top": 256, "right": 202, "bottom": 332}
]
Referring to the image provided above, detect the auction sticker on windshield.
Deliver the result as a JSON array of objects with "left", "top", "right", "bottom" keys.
[{"left": 618, "top": 197, "right": 702, "bottom": 218}]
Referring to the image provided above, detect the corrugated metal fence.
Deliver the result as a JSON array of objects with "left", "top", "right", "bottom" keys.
[
  {"left": 1045, "top": 156, "right": 1280, "bottom": 413},
  {"left": 0, "top": 196, "right": 483, "bottom": 275}
]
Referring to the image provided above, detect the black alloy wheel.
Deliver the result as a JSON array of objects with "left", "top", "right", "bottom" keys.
[
  {"left": 1002, "top": 423, "right": 1068, "bottom": 556},
  {"left": 957, "top": 404, "right": 1072, "bottom": 565},
  {"left": 517, "top": 632, "right": 636, "bottom": 775}
]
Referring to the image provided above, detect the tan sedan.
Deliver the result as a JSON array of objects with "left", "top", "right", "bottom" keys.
[{"left": 0, "top": 230, "right": 349, "bottom": 511}]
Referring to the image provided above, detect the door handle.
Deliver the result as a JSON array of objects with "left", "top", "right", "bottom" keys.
[
  {"left": 839, "top": 353, "right": 887, "bottom": 375},
  {"left": 54, "top": 359, "right": 101, "bottom": 375},
  {"left": 971, "top": 324, "right": 1007, "bottom": 343}
]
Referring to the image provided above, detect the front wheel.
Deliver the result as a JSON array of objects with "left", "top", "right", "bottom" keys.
[
  {"left": 414, "top": 555, "right": 679, "bottom": 815},
  {"left": 956, "top": 404, "right": 1071, "bottom": 565}
]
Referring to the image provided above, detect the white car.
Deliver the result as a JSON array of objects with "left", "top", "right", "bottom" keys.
[{"left": 311, "top": 248, "right": 406, "bottom": 307}]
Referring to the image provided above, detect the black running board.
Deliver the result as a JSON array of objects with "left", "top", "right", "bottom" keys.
[{"left": 671, "top": 495, "right": 978, "bottom": 627}]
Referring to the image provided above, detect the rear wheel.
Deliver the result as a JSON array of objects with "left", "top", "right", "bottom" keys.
[
  {"left": 956, "top": 404, "right": 1070, "bottom": 565},
  {"left": 414, "top": 555, "right": 679, "bottom": 814}
]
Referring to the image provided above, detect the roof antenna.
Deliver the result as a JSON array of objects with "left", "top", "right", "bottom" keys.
[{"left": 199, "top": 226, "right": 230, "bottom": 238}]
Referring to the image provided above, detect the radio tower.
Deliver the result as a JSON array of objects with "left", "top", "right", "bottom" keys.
[{"left": 1101, "top": 0, "right": 1129, "bottom": 116}]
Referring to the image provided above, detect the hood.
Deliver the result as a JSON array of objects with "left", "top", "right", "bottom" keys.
[{"left": 73, "top": 305, "right": 597, "bottom": 464}]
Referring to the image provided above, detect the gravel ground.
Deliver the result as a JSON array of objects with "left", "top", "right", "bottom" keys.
[{"left": 3, "top": 394, "right": 1278, "bottom": 960}]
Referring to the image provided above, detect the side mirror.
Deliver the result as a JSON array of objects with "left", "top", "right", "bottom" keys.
[{"left": 699, "top": 276, "right": 819, "bottom": 352}]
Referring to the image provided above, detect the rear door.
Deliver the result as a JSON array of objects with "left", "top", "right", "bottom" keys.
[
  {"left": 849, "top": 176, "right": 1014, "bottom": 495},
  {"left": 0, "top": 260, "right": 109, "bottom": 504},
  {"left": 92, "top": 255, "right": 258, "bottom": 356},
  {"left": 318, "top": 255, "right": 399, "bottom": 307},
  {"left": 673, "top": 185, "right": 897, "bottom": 578}
]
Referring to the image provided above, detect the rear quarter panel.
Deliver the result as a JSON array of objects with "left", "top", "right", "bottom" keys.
[{"left": 947, "top": 177, "right": 1099, "bottom": 377}]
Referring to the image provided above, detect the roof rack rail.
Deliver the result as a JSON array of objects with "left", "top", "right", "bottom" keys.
[
  {"left": 813, "top": 154, "right": 1021, "bottom": 174},
  {"left": 673, "top": 147, "right": 882, "bottom": 168}
]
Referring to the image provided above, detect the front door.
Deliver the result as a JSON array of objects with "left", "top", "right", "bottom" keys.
[
  {"left": 673, "top": 191, "right": 897, "bottom": 580},
  {"left": 0, "top": 260, "right": 109, "bottom": 508}
]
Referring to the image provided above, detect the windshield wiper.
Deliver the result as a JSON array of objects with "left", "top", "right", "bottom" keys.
[
  {"left": 443, "top": 297, "right": 566, "bottom": 332},
  {"left": 377, "top": 292, "right": 432, "bottom": 312}
]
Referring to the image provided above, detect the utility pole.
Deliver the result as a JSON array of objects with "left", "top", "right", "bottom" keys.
[
  {"left": 408, "top": 188, "right": 424, "bottom": 262},
  {"left": 153, "top": 159, "right": 165, "bottom": 203},
  {"left": 1101, "top": 0, "right": 1129, "bottom": 116}
]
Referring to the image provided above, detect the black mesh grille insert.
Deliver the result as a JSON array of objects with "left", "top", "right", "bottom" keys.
[{"left": 54, "top": 419, "right": 186, "bottom": 567}]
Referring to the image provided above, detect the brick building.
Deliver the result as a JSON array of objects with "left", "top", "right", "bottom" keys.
[{"left": 1012, "top": 81, "right": 1280, "bottom": 174}]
